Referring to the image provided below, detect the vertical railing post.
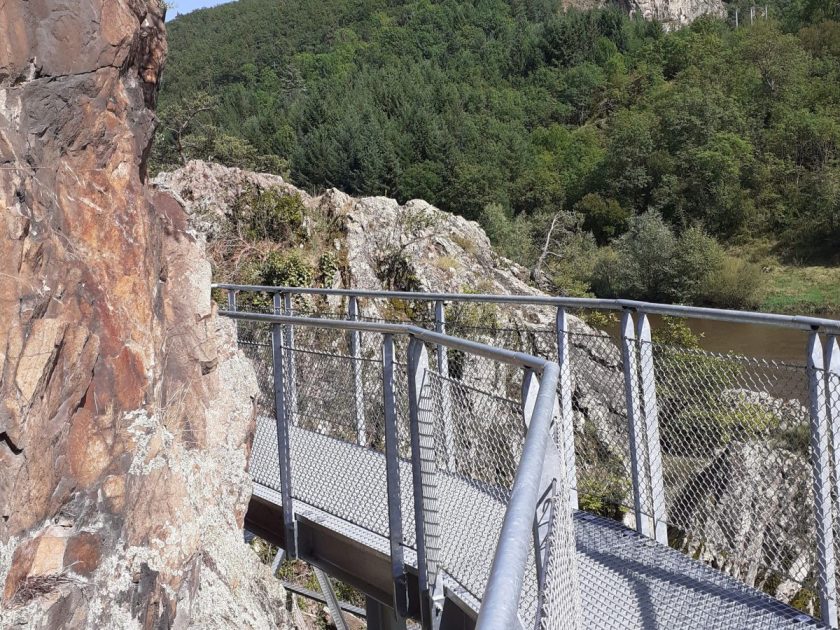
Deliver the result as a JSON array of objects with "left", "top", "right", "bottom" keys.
[
  {"left": 227, "top": 289, "right": 238, "bottom": 335},
  {"left": 827, "top": 335, "right": 840, "bottom": 528},
  {"left": 808, "top": 331, "right": 838, "bottom": 627},
  {"left": 555, "top": 307, "right": 578, "bottom": 510},
  {"left": 349, "top": 296, "right": 367, "bottom": 446},
  {"left": 282, "top": 292, "right": 299, "bottom": 426},
  {"left": 434, "top": 300, "right": 456, "bottom": 471},
  {"left": 620, "top": 310, "right": 652, "bottom": 539},
  {"left": 382, "top": 334, "right": 409, "bottom": 619},
  {"left": 271, "top": 292, "right": 296, "bottom": 557},
  {"left": 408, "top": 337, "right": 443, "bottom": 630},
  {"left": 636, "top": 313, "right": 668, "bottom": 545}
]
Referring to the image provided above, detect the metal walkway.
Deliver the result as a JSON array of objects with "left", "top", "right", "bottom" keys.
[
  {"left": 218, "top": 285, "right": 840, "bottom": 629},
  {"left": 249, "top": 417, "right": 820, "bottom": 629}
]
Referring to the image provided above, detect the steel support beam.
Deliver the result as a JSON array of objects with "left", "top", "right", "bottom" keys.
[
  {"left": 271, "top": 293, "right": 296, "bottom": 557},
  {"left": 435, "top": 300, "right": 456, "bottom": 471},
  {"left": 408, "top": 337, "right": 444, "bottom": 630},
  {"left": 555, "top": 307, "right": 578, "bottom": 510},
  {"left": 367, "top": 597, "right": 406, "bottom": 630},
  {"left": 348, "top": 296, "right": 367, "bottom": 446},
  {"left": 314, "top": 567, "right": 350, "bottom": 630},
  {"left": 383, "top": 334, "right": 410, "bottom": 618}
]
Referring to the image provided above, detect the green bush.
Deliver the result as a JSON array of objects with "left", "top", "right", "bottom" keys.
[
  {"left": 317, "top": 251, "right": 340, "bottom": 286},
  {"left": 479, "top": 203, "right": 534, "bottom": 263},
  {"left": 703, "top": 255, "right": 765, "bottom": 309},
  {"left": 576, "top": 192, "right": 630, "bottom": 244},
  {"left": 259, "top": 250, "right": 313, "bottom": 287},
  {"left": 231, "top": 187, "right": 305, "bottom": 243}
]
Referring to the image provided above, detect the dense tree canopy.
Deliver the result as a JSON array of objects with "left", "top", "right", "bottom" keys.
[{"left": 156, "top": 0, "right": 840, "bottom": 306}]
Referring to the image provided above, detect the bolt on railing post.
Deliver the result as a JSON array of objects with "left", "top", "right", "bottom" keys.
[
  {"left": 271, "top": 292, "right": 296, "bottom": 557},
  {"left": 555, "top": 307, "right": 578, "bottom": 510},
  {"left": 348, "top": 296, "right": 367, "bottom": 446},
  {"left": 382, "top": 334, "right": 409, "bottom": 619},
  {"left": 636, "top": 313, "right": 668, "bottom": 545},
  {"left": 807, "top": 332, "right": 838, "bottom": 628},
  {"left": 434, "top": 300, "right": 456, "bottom": 471},
  {"left": 408, "top": 337, "right": 443, "bottom": 630},
  {"left": 282, "top": 292, "right": 299, "bottom": 426},
  {"left": 620, "top": 310, "right": 653, "bottom": 539}
]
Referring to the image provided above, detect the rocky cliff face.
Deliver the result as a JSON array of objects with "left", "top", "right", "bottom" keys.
[
  {"left": 563, "top": 0, "right": 726, "bottom": 29},
  {"left": 0, "top": 4, "right": 285, "bottom": 628}
]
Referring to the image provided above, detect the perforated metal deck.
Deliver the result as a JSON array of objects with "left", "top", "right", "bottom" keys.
[{"left": 250, "top": 416, "right": 823, "bottom": 629}]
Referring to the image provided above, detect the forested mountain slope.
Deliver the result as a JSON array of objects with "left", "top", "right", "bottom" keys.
[{"left": 155, "top": 0, "right": 840, "bottom": 311}]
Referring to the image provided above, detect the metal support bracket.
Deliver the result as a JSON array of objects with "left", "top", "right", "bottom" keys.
[
  {"left": 555, "top": 308, "right": 578, "bottom": 510},
  {"left": 314, "top": 567, "right": 350, "bottom": 630},
  {"left": 620, "top": 310, "right": 653, "bottom": 539},
  {"left": 636, "top": 313, "right": 668, "bottom": 545},
  {"left": 435, "top": 300, "right": 456, "bottom": 471}
]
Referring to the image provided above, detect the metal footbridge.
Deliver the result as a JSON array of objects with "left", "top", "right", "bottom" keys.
[{"left": 217, "top": 285, "right": 840, "bottom": 630}]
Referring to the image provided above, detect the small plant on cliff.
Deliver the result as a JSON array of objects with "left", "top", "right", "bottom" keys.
[
  {"left": 231, "top": 186, "right": 305, "bottom": 243},
  {"left": 317, "top": 251, "right": 340, "bottom": 286},
  {"left": 371, "top": 205, "right": 448, "bottom": 291}
]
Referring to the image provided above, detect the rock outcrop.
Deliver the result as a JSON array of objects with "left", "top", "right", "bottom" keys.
[
  {"left": 0, "top": 4, "right": 285, "bottom": 628},
  {"left": 563, "top": 0, "right": 727, "bottom": 29}
]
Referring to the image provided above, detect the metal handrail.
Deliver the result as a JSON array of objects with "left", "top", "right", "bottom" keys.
[
  {"left": 219, "top": 310, "right": 551, "bottom": 372},
  {"left": 213, "top": 283, "right": 840, "bottom": 334},
  {"left": 221, "top": 308, "right": 569, "bottom": 627},
  {"left": 477, "top": 362, "right": 561, "bottom": 630}
]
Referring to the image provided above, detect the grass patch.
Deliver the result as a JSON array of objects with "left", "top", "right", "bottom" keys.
[{"left": 760, "top": 265, "right": 840, "bottom": 315}]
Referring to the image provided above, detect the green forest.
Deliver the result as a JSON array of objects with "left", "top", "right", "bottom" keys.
[{"left": 154, "top": 0, "right": 840, "bottom": 313}]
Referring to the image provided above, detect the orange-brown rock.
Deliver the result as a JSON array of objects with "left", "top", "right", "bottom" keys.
[{"left": 0, "top": 1, "right": 286, "bottom": 627}]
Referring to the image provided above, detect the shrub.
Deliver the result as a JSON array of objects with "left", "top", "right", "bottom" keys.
[
  {"left": 671, "top": 226, "right": 725, "bottom": 304},
  {"left": 576, "top": 192, "right": 630, "bottom": 244},
  {"left": 317, "top": 251, "right": 339, "bottom": 286},
  {"left": 231, "top": 187, "right": 305, "bottom": 243},
  {"left": 703, "top": 255, "right": 764, "bottom": 309},
  {"left": 259, "top": 250, "right": 313, "bottom": 287},
  {"left": 479, "top": 203, "right": 534, "bottom": 262}
]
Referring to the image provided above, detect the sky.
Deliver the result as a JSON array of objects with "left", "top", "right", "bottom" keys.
[{"left": 165, "top": 0, "right": 235, "bottom": 21}]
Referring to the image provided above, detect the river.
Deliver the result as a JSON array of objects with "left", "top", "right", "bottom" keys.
[{"left": 599, "top": 311, "right": 840, "bottom": 366}]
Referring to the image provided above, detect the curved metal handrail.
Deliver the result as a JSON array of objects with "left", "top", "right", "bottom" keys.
[{"left": 222, "top": 309, "right": 568, "bottom": 627}]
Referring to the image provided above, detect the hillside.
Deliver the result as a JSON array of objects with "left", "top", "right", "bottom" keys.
[{"left": 155, "top": 0, "right": 840, "bottom": 311}]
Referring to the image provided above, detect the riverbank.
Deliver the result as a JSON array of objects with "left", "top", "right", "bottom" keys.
[{"left": 760, "top": 265, "right": 840, "bottom": 316}]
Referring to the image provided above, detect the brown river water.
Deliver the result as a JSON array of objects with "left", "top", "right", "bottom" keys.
[{"left": 600, "top": 311, "right": 840, "bottom": 365}]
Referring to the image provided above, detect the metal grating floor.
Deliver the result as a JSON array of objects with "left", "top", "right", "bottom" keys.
[{"left": 250, "top": 417, "right": 823, "bottom": 629}]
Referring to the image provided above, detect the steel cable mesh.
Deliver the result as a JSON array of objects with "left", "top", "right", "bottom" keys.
[
  {"left": 538, "top": 478, "right": 582, "bottom": 630},
  {"left": 650, "top": 340, "right": 818, "bottom": 612},
  {"left": 423, "top": 364, "right": 543, "bottom": 623}
]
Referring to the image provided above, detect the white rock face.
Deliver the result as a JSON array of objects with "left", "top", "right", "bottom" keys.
[{"left": 625, "top": 0, "right": 726, "bottom": 28}]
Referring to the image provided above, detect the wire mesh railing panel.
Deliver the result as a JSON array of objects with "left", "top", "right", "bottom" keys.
[
  {"left": 568, "top": 329, "right": 635, "bottom": 520},
  {"left": 425, "top": 367, "right": 541, "bottom": 620},
  {"left": 283, "top": 336, "right": 401, "bottom": 542},
  {"left": 538, "top": 479, "right": 582, "bottom": 630},
  {"left": 650, "top": 341, "right": 818, "bottom": 612}
]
